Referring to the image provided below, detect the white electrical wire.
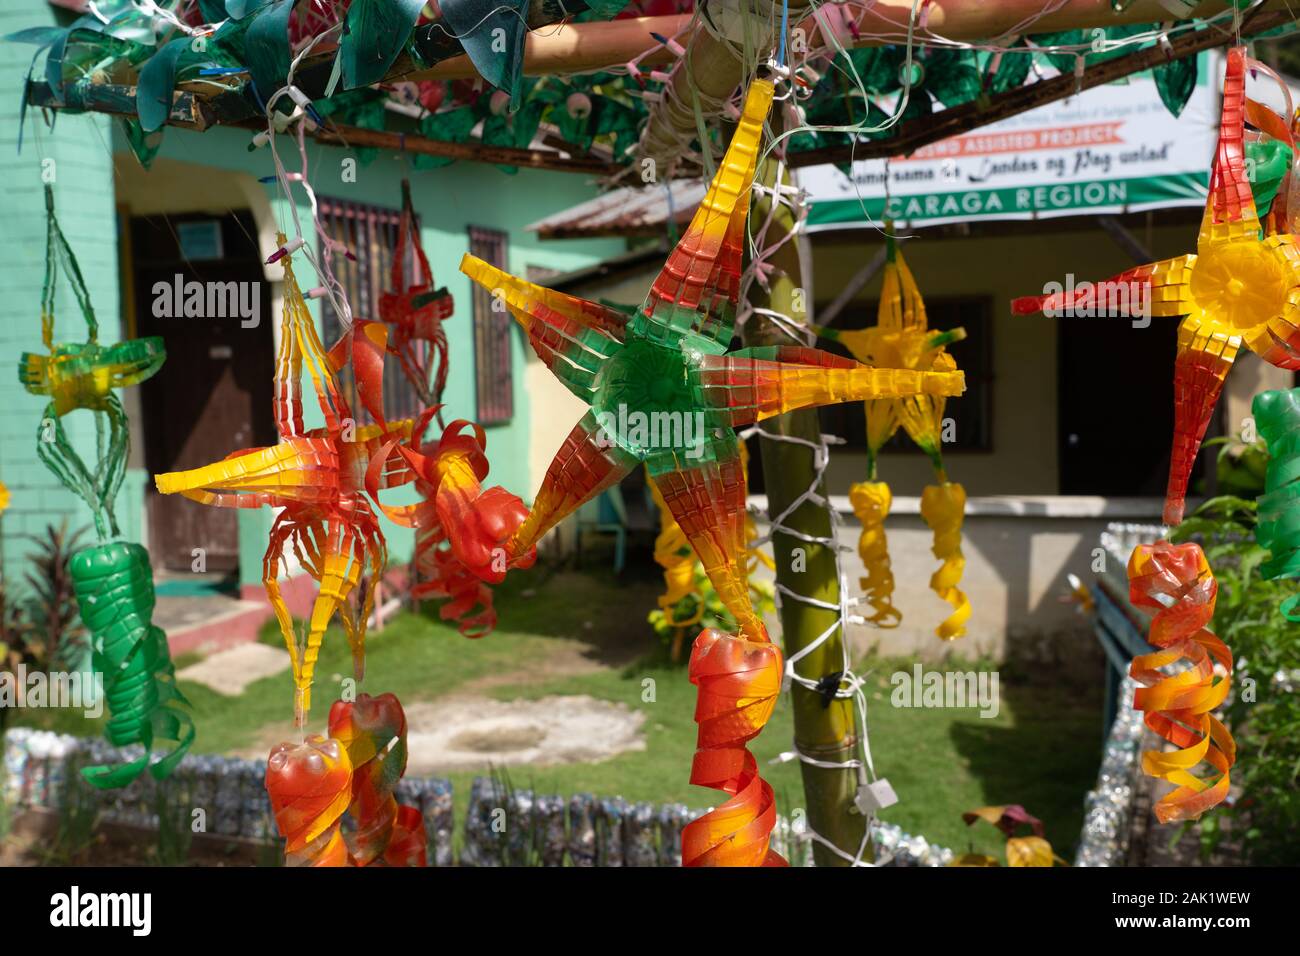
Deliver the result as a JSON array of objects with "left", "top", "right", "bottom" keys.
[{"left": 737, "top": 74, "right": 888, "bottom": 866}]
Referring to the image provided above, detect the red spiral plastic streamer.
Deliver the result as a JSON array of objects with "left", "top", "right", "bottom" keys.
[
  {"left": 681, "top": 629, "right": 788, "bottom": 867},
  {"left": 1127, "top": 541, "right": 1236, "bottom": 824},
  {"left": 328, "top": 692, "right": 427, "bottom": 867},
  {"left": 265, "top": 735, "right": 353, "bottom": 867}
]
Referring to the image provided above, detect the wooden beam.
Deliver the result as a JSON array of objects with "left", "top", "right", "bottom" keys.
[
  {"left": 787, "top": 9, "right": 1295, "bottom": 168},
  {"left": 27, "top": 80, "right": 614, "bottom": 175},
  {"left": 309, "top": 124, "right": 618, "bottom": 174}
]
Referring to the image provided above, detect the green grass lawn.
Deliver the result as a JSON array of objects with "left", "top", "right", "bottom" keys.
[{"left": 7, "top": 561, "right": 1102, "bottom": 860}]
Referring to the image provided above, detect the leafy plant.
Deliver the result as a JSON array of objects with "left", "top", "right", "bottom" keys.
[
  {"left": 45, "top": 759, "right": 100, "bottom": 865},
  {"left": 0, "top": 521, "right": 88, "bottom": 731},
  {"left": 1170, "top": 439, "right": 1300, "bottom": 865},
  {"left": 21, "top": 521, "right": 86, "bottom": 671},
  {"left": 647, "top": 564, "right": 776, "bottom": 663},
  {"left": 949, "top": 805, "right": 1067, "bottom": 867}
]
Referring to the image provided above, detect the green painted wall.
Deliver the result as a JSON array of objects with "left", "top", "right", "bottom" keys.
[{"left": 0, "top": 3, "right": 135, "bottom": 576}]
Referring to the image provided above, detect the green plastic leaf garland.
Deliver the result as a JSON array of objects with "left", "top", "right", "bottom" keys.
[
  {"left": 441, "top": 0, "right": 529, "bottom": 108},
  {"left": 1153, "top": 49, "right": 1197, "bottom": 118},
  {"left": 339, "top": 0, "right": 427, "bottom": 90}
]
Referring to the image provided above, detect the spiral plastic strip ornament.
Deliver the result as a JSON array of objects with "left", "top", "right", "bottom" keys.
[
  {"left": 266, "top": 735, "right": 353, "bottom": 867},
  {"left": 920, "top": 482, "right": 971, "bottom": 640},
  {"left": 1252, "top": 387, "right": 1300, "bottom": 620},
  {"left": 328, "top": 692, "right": 427, "bottom": 866},
  {"left": 848, "top": 481, "right": 899, "bottom": 627},
  {"left": 1126, "top": 541, "right": 1236, "bottom": 824},
  {"left": 71, "top": 543, "right": 194, "bottom": 788},
  {"left": 681, "top": 628, "right": 787, "bottom": 867}
]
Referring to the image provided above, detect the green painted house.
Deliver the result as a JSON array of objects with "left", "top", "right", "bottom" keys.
[{"left": 0, "top": 2, "right": 619, "bottom": 646}]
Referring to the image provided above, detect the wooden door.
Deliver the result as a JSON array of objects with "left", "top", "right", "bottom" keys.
[{"left": 132, "top": 211, "right": 276, "bottom": 572}]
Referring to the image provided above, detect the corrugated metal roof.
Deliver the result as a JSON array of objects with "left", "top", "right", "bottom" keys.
[{"left": 526, "top": 179, "right": 705, "bottom": 239}]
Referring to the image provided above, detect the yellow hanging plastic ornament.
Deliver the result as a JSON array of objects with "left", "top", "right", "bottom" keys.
[{"left": 814, "top": 233, "right": 971, "bottom": 639}]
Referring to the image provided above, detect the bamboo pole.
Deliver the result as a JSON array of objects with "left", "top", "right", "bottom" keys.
[{"left": 745, "top": 147, "right": 868, "bottom": 867}]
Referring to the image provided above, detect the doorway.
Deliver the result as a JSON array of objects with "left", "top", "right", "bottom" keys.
[
  {"left": 132, "top": 211, "right": 276, "bottom": 572},
  {"left": 1056, "top": 312, "right": 1208, "bottom": 496}
]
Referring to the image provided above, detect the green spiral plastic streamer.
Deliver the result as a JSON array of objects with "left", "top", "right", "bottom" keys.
[
  {"left": 18, "top": 185, "right": 191, "bottom": 787},
  {"left": 1252, "top": 387, "right": 1300, "bottom": 621},
  {"left": 71, "top": 543, "right": 193, "bottom": 788}
]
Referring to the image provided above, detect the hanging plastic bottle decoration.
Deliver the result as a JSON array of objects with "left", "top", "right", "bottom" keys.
[
  {"left": 155, "top": 241, "right": 416, "bottom": 725},
  {"left": 265, "top": 735, "right": 354, "bottom": 867},
  {"left": 367, "top": 407, "right": 536, "bottom": 637},
  {"left": 815, "top": 237, "right": 970, "bottom": 639},
  {"left": 461, "top": 74, "right": 964, "bottom": 865},
  {"left": 1249, "top": 387, "right": 1300, "bottom": 620},
  {"left": 20, "top": 184, "right": 191, "bottom": 788},
  {"left": 379, "top": 178, "right": 454, "bottom": 417},
  {"left": 327, "top": 692, "right": 428, "bottom": 866},
  {"left": 1014, "top": 46, "right": 1300, "bottom": 525},
  {"left": 1126, "top": 541, "right": 1235, "bottom": 823}
]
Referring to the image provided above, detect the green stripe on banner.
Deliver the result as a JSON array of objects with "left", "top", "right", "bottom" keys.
[{"left": 807, "top": 174, "right": 1209, "bottom": 226}]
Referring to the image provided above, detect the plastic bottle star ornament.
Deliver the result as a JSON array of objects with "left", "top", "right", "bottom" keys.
[
  {"left": 462, "top": 76, "right": 963, "bottom": 642},
  {"left": 156, "top": 242, "right": 418, "bottom": 725},
  {"left": 814, "top": 237, "right": 970, "bottom": 639},
  {"left": 462, "top": 75, "right": 963, "bottom": 867},
  {"left": 1014, "top": 47, "right": 1300, "bottom": 525}
]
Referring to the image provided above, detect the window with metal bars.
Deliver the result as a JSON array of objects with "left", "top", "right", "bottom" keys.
[
  {"left": 469, "top": 225, "right": 514, "bottom": 424},
  {"left": 316, "top": 195, "right": 424, "bottom": 423}
]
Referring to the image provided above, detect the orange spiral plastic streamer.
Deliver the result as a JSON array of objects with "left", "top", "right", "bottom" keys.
[
  {"left": 681, "top": 629, "right": 787, "bottom": 867},
  {"left": 1127, "top": 542, "right": 1237, "bottom": 824},
  {"left": 328, "top": 692, "right": 427, "bottom": 867},
  {"left": 265, "top": 735, "right": 353, "bottom": 867}
]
